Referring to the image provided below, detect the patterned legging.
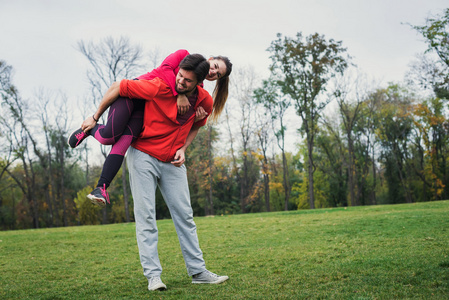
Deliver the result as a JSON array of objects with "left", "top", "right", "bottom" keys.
[{"left": 90, "top": 97, "right": 145, "bottom": 189}]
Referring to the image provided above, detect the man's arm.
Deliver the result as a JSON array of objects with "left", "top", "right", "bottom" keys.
[
  {"left": 81, "top": 81, "right": 120, "bottom": 133},
  {"left": 171, "top": 125, "right": 201, "bottom": 167}
]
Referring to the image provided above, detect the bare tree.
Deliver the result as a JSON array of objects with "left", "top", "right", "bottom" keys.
[
  {"left": 254, "top": 105, "right": 272, "bottom": 212},
  {"left": 223, "top": 103, "right": 240, "bottom": 205},
  {"left": 52, "top": 93, "right": 72, "bottom": 226},
  {"left": 254, "top": 77, "right": 292, "bottom": 210},
  {"left": 34, "top": 88, "right": 57, "bottom": 226},
  {"left": 332, "top": 72, "right": 366, "bottom": 206},
  {"left": 229, "top": 66, "right": 258, "bottom": 212},
  {"left": 0, "top": 61, "right": 39, "bottom": 227}
]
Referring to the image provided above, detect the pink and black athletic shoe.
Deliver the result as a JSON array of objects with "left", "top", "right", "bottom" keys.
[
  {"left": 67, "top": 128, "right": 89, "bottom": 148},
  {"left": 87, "top": 184, "right": 110, "bottom": 207}
]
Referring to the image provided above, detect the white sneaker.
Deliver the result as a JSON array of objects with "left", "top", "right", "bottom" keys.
[
  {"left": 148, "top": 276, "right": 167, "bottom": 291},
  {"left": 192, "top": 270, "right": 229, "bottom": 284}
]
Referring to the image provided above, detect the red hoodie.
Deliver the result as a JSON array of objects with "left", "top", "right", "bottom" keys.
[
  {"left": 137, "top": 49, "right": 189, "bottom": 97},
  {"left": 119, "top": 77, "right": 213, "bottom": 162}
]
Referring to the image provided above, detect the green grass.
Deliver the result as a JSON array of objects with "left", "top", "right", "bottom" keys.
[{"left": 1, "top": 201, "right": 449, "bottom": 299}]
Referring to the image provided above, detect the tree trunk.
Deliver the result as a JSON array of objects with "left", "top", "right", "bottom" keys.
[
  {"left": 26, "top": 158, "right": 40, "bottom": 228},
  {"left": 102, "top": 208, "right": 108, "bottom": 224},
  {"left": 371, "top": 142, "right": 377, "bottom": 205},
  {"left": 282, "top": 151, "right": 290, "bottom": 211},
  {"left": 347, "top": 136, "right": 356, "bottom": 206},
  {"left": 240, "top": 153, "right": 248, "bottom": 213},
  {"left": 59, "top": 136, "right": 68, "bottom": 226},
  {"left": 264, "top": 173, "right": 270, "bottom": 212},
  {"left": 396, "top": 155, "right": 413, "bottom": 203},
  {"left": 240, "top": 172, "right": 245, "bottom": 213},
  {"left": 307, "top": 137, "right": 315, "bottom": 209}
]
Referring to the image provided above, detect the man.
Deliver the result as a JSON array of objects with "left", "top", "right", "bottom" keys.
[{"left": 83, "top": 54, "right": 228, "bottom": 291}]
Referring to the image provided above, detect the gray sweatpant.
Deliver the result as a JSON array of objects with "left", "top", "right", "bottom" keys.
[{"left": 127, "top": 146, "right": 206, "bottom": 278}]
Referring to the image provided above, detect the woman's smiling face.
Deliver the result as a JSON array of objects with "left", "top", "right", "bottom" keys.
[{"left": 206, "top": 58, "right": 227, "bottom": 81}]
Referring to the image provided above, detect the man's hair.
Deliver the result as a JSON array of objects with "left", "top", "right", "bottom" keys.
[{"left": 179, "top": 54, "right": 210, "bottom": 83}]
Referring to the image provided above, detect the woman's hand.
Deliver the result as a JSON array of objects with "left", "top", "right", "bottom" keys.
[
  {"left": 81, "top": 116, "right": 97, "bottom": 133},
  {"left": 194, "top": 106, "right": 208, "bottom": 122},
  {"left": 177, "top": 94, "right": 190, "bottom": 115}
]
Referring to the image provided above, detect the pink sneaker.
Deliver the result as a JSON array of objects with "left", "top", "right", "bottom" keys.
[
  {"left": 87, "top": 184, "right": 110, "bottom": 207},
  {"left": 68, "top": 128, "right": 89, "bottom": 148}
]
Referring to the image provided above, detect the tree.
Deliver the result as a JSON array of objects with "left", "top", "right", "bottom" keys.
[
  {"left": 412, "top": 97, "right": 448, "bottom": 200},
  {"left": 0, "top": 62, "right": 20, "bottom": 229},
  {"left": 185, "top": 125, "right": 219, "bottom": 216},
  {"left": 229, "top": 66, "right": 259, "bottom": 212},
  {"left": 332, "top": 72, "right": 370, "bottom": 206},
  {"left": 413, "top": 8, "right": 449, "bottom": 68},
  {"left": 375, "top": 85, "right": 415, "bottom": 204},
  {"left": 0, "top": 61, "right": 41, "bottom": 228},
  {"left": 411, "top": 8, "right": 449, "bottom": 99},
  {"left": 268, "top": 32, "right": 350, "bottom": 209},
  {"left": 77, "top": 36, "right": 145, "bottom": 108},
  {"left": 361, "top": 88, "right": 384, "bottom": 205},
  {"left": 316, "top": 114, "right": 348, "bottom": 207},
  {"left": 253, "top": 103, "right": 272, "bottom": 212},
  {"left": 254, "top": 77, "right": 291, "bottom": 210}
]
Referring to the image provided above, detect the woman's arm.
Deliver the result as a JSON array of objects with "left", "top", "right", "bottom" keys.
[{"left": 81, "top": 81, "right": 120, "bottom": 132}]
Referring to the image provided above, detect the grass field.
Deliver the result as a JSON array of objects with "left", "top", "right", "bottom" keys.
[{"left": 1, "top": 201, "right": 448, "bottom": 299}]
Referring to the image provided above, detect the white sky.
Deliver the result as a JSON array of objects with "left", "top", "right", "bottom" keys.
[{"left": 1, "top": 0, "right": 448, "bottom": 153}]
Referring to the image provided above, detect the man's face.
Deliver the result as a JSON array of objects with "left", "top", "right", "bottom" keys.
[{"left": 175, "top": 69, "right": 198, "bottom": 95}]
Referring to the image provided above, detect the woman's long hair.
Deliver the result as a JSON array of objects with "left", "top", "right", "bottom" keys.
[{"left": 209, "top": 56, "right": 232, "bottom": 123}]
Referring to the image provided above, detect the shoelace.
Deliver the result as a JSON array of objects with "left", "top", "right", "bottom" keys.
[
  {"left": 100, "top": 184, "right": 110, "bottom": 204},
  {"left": 151, "top": 277, "right": 162, "bottom": 284},
  {"left": 75, "top": 132, "right": 86, "bottom": 146},
  {"left": 204, "top": 270, "right": 219, "bottom": 278}
]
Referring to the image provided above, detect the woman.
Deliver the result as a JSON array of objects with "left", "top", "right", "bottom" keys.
[{"left": 68, "top": 49, "right": 232, "bottom": 206}]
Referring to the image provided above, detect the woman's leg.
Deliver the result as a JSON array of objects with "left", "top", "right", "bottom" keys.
[
  {"left": 68, "top": 97, "right": 136, "bottom": 148},
  {"left": 88, "top": 100, "right": 145, "bottom": 206},
  {"left": 90, "top": 97, "right": 136, "bottom": 145},
  {"left": 96, "top": 106, "right": 144, "bottom": 189}
]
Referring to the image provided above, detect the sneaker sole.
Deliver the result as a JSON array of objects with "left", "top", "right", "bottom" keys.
[
  {"left": 192, "top": 276, "right": 229, "bottom": 284},
  {"left": 148, "top": 283, "right": 167, "bottom": 291},
  {"left": 87, "top": 194, "right": 106, "bottom": 207}
]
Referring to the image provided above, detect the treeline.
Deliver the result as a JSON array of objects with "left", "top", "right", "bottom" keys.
[{"left": 1, "top": 9, "right": 448, "bottom": 230}]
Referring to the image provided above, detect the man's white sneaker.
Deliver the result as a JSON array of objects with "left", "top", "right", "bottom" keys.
[
  {"left": 192, "top": 270, "right": 229, "bottom": 284},
  {"left": 148, "top": 276, "right": 167, "bottom": 291}
]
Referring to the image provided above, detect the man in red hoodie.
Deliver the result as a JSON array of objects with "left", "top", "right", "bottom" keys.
[{"left": 83, "top": 54, "right": 228, "bottom": 291}]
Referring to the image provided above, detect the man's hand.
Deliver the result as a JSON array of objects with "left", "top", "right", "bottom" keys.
[
  {"left": 194, "top": 106, "right": 208, "bottom": 123},
  {"left": 177, "top": 94, "right": 190, "bottom": 115},
  {"left": 81, "top": 116, "right": 97, "bottom": 133},
  {"left": 171, "top": 148, "right": 186, "bottom": 167}
]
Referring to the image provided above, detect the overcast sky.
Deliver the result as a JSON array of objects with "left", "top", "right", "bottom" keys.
[
  {"left": 1, "top": 1, "right": 448, "bottom": 155},
  {"left": 1, "top": 0, "right": 447, "bottom": 100}
]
